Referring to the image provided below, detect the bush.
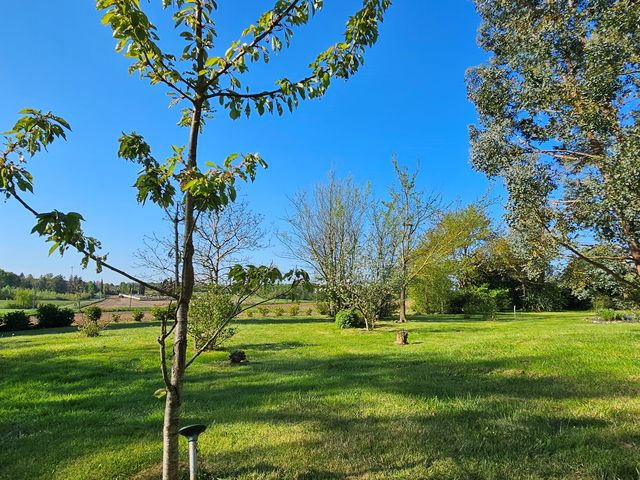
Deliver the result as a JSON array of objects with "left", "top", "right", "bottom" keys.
[
  {"left": 335, "top": 309, "right": 365, "bottom": 329},
  {"left": 111, "top": 313, "right": 121, "bottom": 323},
  {"left": 246, "top": 310, "right": 254, "bottom": 318},
  {"left": 132, "top": 309, "right": 145, "bottom": 322},
  {"left": 0, "top": 311, "right": 30, "bottom": 332},
  {"left": 288, "top": 305, "right": 300, "bottom": 316},
  {"left": 84, "top": 306, "right": 102, "bottom": 322},
  {"left": 78, "top": 319, "right": 102, "bottom": 337},
  {"left": 257, "top": 306, "right": 270, "bottom": 317},
  {"left": 37, "top": 304, "right": 74, "bottom": 328},
  {"left": 316, "top": 302, "right": 330, "bottom": 316},
  {"left": 306, "top": 308, "right": 313, "bottom": 316},
  {"left": 274, "top": 307, "right": 284, "bottom": 317},
  {"left": 594, "top": 308, "right": 636, "bottom": 322},
  {"left": 450, "top": 285, "right": 504, "bottom": 319},
  {"left": 522, "top": 284, "right": 567, "bottom": 312},
  {"left": 152, "top": 305, "right": 176, "bottom": 323},
  {"left": 79, "top": 306, "right": 104, "bottom": 337},
  {"left": 188, "top": 291, "right": 236, "bottom": 350}
]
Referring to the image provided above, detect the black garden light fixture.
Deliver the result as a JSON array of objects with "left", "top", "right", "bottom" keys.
[{"left": 179, "top": 424, "right": 207, "bottom": 480}]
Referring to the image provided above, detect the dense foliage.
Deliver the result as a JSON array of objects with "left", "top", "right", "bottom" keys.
[
  {"left": 187, "top": 291, "right": 235, "bottom": 350},
  {"left": 0, "top": 311, "right": 30, "bottom": 332},
  {"left": 335, "top": 309, "right": 365, "bottom": 329},
  {"left": 36, "top": 304, "right": 74, "bottom": 328},
  {"left": 467, "top": 0, "right": 640, "bottom": 293}
]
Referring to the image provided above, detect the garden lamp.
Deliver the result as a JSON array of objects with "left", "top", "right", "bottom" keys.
[{"left": 179, "top": 424, "right": 207, "bottom": 480}]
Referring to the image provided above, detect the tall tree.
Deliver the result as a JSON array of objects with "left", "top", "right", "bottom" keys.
[
  {"left": 467, "top": 0, "right": 640, "bottom": 292},
  {"left": 390, "top": 158, "right": 439, "bottom": 322},
  {"left": 281, "top": 173, "right": 369, "bottom": 316},
  {"left": 1, "top": 1, "right": 390, "bottom": 477}
]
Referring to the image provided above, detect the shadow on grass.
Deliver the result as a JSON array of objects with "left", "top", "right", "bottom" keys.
[
  {"left": 237, "top": 317, "right": 332, "bottom": 325},
  {"left": 0, "top": 326, "right": 77, "bottom": 337},
  {"left": 232, "top": 341, "right": 310, "bottom": 351},
  {"left": 105, "top": 321, "right": 162, "bottom": 331},
  {"left": 2, "top": 325, "right": 640, "bottom": 479}
]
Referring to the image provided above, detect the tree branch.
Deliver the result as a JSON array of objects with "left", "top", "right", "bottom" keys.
[{"left": 9, "top": 188, "right": 178, "bottom": 299}]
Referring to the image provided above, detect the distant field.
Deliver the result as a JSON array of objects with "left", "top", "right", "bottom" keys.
[{"left": 2, "top": 311, "right": 640, "bottom": 479}]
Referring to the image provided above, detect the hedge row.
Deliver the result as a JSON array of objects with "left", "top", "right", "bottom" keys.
[{"left": 0, "top": 304, "right": 75, "bottom": 332}]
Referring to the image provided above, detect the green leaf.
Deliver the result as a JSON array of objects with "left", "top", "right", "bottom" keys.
[{"left": 154, "top": 388, "right": 168, "bottom": 399}]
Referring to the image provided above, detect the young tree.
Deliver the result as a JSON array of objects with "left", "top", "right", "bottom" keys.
[
  {"left": 339, "top": 199, "right": 399, "bottom": 329},
  {"left": 467, "top": 0, "right": 640, "bottom": 292},
  {"left": 409, "top": 202, "right": 491, "bottom": 312},
  {"left": 194, "top": 199, "right": 266, "bottom": 285},
  {"left": 281, "top": 173, "right": 370, "bottom": 316},
  {"left": 1, "top": 1, "right": 390, "bottom": 478},
  {"left": 134, "top": 204, "right": 183, "bottom": 288},
  {"left": 390, "top": 158, "right": 440, "bottom": 322}
]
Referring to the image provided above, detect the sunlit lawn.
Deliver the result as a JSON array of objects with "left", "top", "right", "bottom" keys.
[{"left": 1, "top": 311, "right": 640, "bottom": 479}]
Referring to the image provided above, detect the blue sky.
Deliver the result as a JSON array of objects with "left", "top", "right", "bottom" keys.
[{"left": 1, "top": 1, "right": 498, "bottom": 282}]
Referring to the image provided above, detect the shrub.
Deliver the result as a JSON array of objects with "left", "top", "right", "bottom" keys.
[
  {"left": 188, "top": 291, "right": 236, "bottom": 350},
  {"left": 316, "top": 302, "right": 330, "bottom": 316},
  {"left": 132, "top": 309, "right": 145, "bottom": 322},
  {"left": 111, "top": 313, "right": 121, "bottom": 323},
  {"left": 84, "top": 306, "right": 102, "bottom": 322},
  {"left": 306, "top": 308, "right": 313, "bottom": 316},
  {"left": 274, "top": 307, "right": 284, "bottom": 317},
  {"left": 0, "top": 311, "right": 30, "bottom": 332},
  {"left": 79, "top": 306, "right": 104, "bottom": 337},
  {"left": 152, "top": 305, "right": 176, "bottom": 323},
  {"left": 335, "top": 309, "right": 364, "bottom": 329},
  {"left": 257, "top": 306, "right": 270, "bottom": 317},
  {"left": 450, "top": 286, "right": 507, "bottom": 319},
  {"left": 78, "top": 319, "right": 102, "bottom": 337},
  {"left": 37, "top": 304, "right": 74, "bottom": 328},
  {"left": 595, "top": 308, "right": 629, "bottom": 322},
  {"left": 593, "top": 296, "right": 615, "bottom": 310},
  {"left": 288, "top": 305, "right": 300, "bottom": 316},
  {"left": 246, "top": 310, "right": 254, "bottom": 318}
]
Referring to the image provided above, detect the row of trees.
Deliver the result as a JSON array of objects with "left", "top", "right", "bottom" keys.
[
  {"left": 0, "top": 268, "right": 160, "bottom": 299},
  {"left": 283, "top": 165, "right": 640, "bottom": 323},
  {"left": 281, "top": 160, "right": 440, "bottom": 328},
  {"left": 0, "top": 270, "right": 106, "bottom": 296}
]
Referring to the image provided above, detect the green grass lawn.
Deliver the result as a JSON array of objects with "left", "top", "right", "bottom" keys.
[{"left": 1, "top": 312, "right": 640, "bottom": 479}]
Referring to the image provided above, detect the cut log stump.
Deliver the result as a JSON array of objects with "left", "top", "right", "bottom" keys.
[{"left": 396, "top": 329, "right": 409, "bottom": 345}]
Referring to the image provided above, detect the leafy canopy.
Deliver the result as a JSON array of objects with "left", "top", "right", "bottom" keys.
[{"left": 467, "top": 0, "right": 640, "bottom": 285}]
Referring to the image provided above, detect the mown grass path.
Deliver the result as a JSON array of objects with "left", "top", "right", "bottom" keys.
[{"left": 1, "top": 312, "right": 639, "bottom": 479}]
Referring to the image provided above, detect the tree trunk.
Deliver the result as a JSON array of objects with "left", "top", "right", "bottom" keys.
[
  {"left": 630, "top": 239, "right": 640, "bottom": 277},
  {"left": 161, "top": 374, "right": 181, "bottom": 479},
  {"left": 399, "top": 284, "right": 407, "bottom": 323},
  {"left": 162, "top": 96, "right": 202, "bottom": 480}
]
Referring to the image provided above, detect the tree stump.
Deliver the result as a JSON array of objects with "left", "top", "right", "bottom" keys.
[
  {"left": 396, "top": 329, "right": 409, "bottom": 345},
  {"left": 229, "top": 350, "right": 247, "bottom": 364}
]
